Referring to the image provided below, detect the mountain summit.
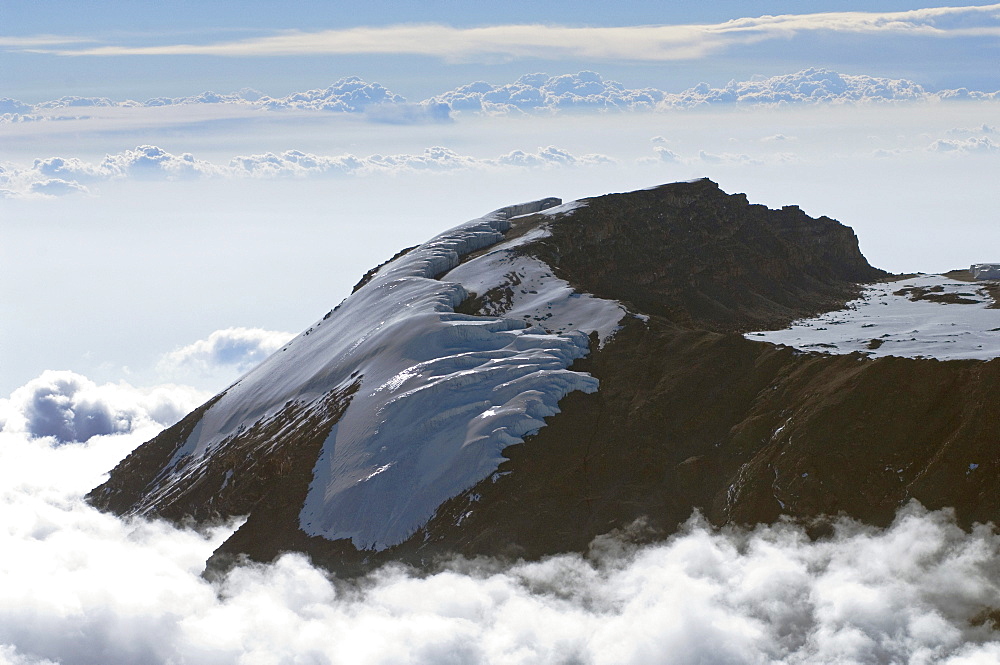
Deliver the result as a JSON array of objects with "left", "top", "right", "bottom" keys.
[{"left": 89, "top": 179, "right": 1000, "bottom": 576}]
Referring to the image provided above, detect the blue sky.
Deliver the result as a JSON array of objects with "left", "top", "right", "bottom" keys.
[
  {"left": 4, "top": 2, "right": 1000, "bottom": 100},
  {"left": 7, "top": 1, "right": 966, "bottom": 31}
]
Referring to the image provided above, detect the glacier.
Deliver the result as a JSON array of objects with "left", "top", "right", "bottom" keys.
[{"left": 131, "top": 198, "right": 626, "bottom": 550}]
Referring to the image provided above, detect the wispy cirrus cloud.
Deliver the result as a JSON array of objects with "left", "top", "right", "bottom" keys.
[
  {"left": 0, "top": 35, "right": 97, "bottom": 47},
  {"left": 20, "top": 5, "right": 1000, "bottom": 61}
]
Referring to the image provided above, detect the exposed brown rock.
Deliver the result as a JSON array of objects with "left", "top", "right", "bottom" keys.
[
  {"left": 90, "top": 383, "right": 359, "bottom": 566},
  {"left": 528, "top": 179, "right": 885, "bottom": 332}
]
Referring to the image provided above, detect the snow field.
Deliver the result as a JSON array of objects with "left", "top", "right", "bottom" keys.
[{"left": 746, "top": 275, "right": 1000, "bottom": 360}]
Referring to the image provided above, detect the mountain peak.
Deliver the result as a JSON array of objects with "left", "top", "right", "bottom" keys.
[{"left": 88, "top": 180, "right": 1000, "bottom": 579}]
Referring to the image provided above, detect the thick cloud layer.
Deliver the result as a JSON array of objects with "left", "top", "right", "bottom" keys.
[
  {"left": 157, "top": 327, "right": 295, "bottom": 376},
  {"left": 430, "top": 68, "right": 951, "bottom": 114},
  {"left": 2, "top": 416, "right": 1000, "bottom": 665},
  {"left": 662, "top": 68, "right": 936, "bottom": 108},
  {"left": 429, "top": 71, "right": 668, "bottom": 113},
  {"left": 0, "top": 370, "right": 207, "bottom": 444},
  {"left": 1, "top": 366, "right": 1000, "bottom": 662}
]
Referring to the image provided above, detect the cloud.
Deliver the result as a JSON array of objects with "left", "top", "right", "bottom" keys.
[
  {"left": 230, "top": 144, "right": 616, "bottom": 176},
  {"left": 2, "top": 431, "right": 1000, "bottom": 665},
  {"left": 33, "top": 95, "right": 128, "bottom": 110},
  {"left": 157, "top": 327, "right": 295, "bottom": 376},
  {"left": 0, "top": 35, "right": 96, "bottom": 47},
  {"left": 18, "top": 76, "right": 414, "bottom": 118},
  {"left": 697, "top": 150, "right": 762, "bottom": 165},
  {"left": 762, "top": 133, "right": 797, "bottom": 142},
  {"left": 927, "top": 136, "right": 1000, "bottom": 154},
  {"left": 663, "top": 68, "right": 936, "bottom": 108},
  {"left": 946, "top": 123, "right": 998, "bottom": 136},
  {"left": 0, "top": 146, "right": 224, "bottom": 197},
  {"left": 23, "top": 5, "right": 1000, "bottom": 61},
  {"left": 99, "top": 145, "right": 224, "bottom": 180},
  {"left": 4, "top": 70, "right": 996, "bottom": 122},
  {"left": 0, "top": 98, "right": 33, "bottom": 114},
  {"left": 4, "top": 76, "right": 411, "bottom": 118},
  {"left": 429, "top": 71, "right": 667, "bottom": 114},
  {"left": 255, "top": 76, "right": 404, "bottom": 111},
  {"left": 26, "top": 147, "right": 221, "bottom": 183},
  {"left": 0, "top": 144, "right": 617, "bottom": 197},
  {"left": 27, "top": 178, "right": 90, "bottom": 197},
  {"left": 144, "top": 87, "right": 264, "bottom": 107},
  {"left": 429, "top": 68, "right": 951, "bottom": 115},
  {"left": 873, "top": 147, "right": 911, "bottom": 158},
  {"left": 1, "top": 365, "right": 1000, "bottom": 662},
  {"left": 937, "top": 88, "right": 1000, "bottom": 102},
  {"left": 0, "top": 370, "right": 208, "bottom": 444},
  {"left": 652, "top": 146, "right": 681, "bottom": 163},
  {"left": 0, "top": 426, "right": 240, "bottom": 664},
  {"left": 494, "top": 145, "right": 616, "bottom": 167}
]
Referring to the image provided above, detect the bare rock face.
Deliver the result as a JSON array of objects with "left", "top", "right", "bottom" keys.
[
  {"left": 89, "top": 179, "right": 1000, "bottom": 577},
  {"left": 529, "top": 179, "right": 882, "bottom": 331}
]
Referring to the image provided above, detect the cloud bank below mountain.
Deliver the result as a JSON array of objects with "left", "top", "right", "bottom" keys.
[
  {"left": 2, "top": 364, "right": 1000, "bottom": 662},
  {"left": 2, "top": 412, "right": 1000, "bottom": 664}
]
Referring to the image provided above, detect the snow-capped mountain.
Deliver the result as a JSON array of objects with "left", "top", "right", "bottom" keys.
[{"left": 89, "top": 180, "right": 1000, "bottom": 576}]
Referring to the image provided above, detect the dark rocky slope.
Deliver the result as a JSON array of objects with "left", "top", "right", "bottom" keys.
[{"left": 90, "top": 179, "right": 1000, "bottom": 577}]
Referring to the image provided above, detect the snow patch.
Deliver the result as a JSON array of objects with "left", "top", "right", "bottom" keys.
[
  {"left": 534, "top": 200, "right": 587, "bottom": 217},
  {"left": 746, "top": 275, "right": 1000, "bottom": 360},
  {"left": 447, "top": 246, "right": 625, "bottom": 348}
]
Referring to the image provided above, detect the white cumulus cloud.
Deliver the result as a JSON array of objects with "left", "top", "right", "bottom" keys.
[
  {"left": 663, "top": 67, "right": 934, "bottom": 108},
  {"left": 255, "top": 76, "right": 404, "bottom": 111},
  {"left": 9, "top": 76, "right": 438, "bottom": 122},
  {"left": 0, "top": 371, "right": 208, "bottom": 444},
  {"left": 3, "top": 69, "right": 996, "bottom": 124},
  {"left": 429, "top": 71, "right": 667, "bottom": 114},
  {"left": 157, "top": 327, "right": 295, "bottom": 376},
  {"left": 928, "top": 136, "right": 1000, "bottom": 154},
  {"left": 494, "top": 145, "right": 616, "bottom": 167}
]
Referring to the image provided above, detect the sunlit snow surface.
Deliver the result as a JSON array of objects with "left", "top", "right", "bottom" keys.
[
  {"left": 746, "top": 275, "right": 1000, "bottom": 360},
  {"left": 139, "top": 199, "right": 626, "bottom": 551},
  {"left": 448, "top": 208, "right": 624, "bottom": 349}
]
